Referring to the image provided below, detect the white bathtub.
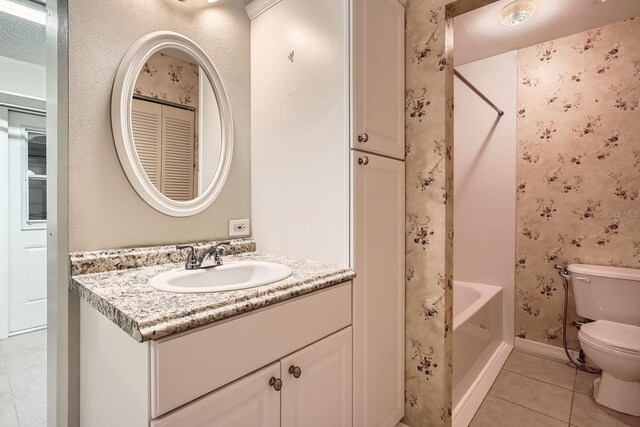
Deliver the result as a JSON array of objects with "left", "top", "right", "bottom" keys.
[{"left": 453, "top": 281, "right": 508, "bottom": 426}]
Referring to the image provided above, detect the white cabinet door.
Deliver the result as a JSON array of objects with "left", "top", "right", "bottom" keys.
[
  {"left": 352, "top": 152, "right": 405, "bottom": 427},
  {"left": 353, "top": 0, "right": 405, "bottom": 159},
  {"left": 151, "top": 363, "right": 281, "bottom": 427},
  {"left": 281, "top": 327, "right": 352, "bottom": 427}
]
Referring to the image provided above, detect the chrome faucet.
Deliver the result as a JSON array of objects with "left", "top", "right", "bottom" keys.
[{"left": 176, "top": 242, "right": 230, "bottom": 270}]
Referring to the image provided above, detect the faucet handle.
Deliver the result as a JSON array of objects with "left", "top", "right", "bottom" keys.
[
  {"left": 215, "top": 241, "right": 231, "bottom": 254},
  {"left": 176, "top": 245, "right": 197, "bottom": 269}
]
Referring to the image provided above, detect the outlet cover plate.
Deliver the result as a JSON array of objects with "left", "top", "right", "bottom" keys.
[{"left": 229, "top": 219, "right": 250, "bottom": 237}]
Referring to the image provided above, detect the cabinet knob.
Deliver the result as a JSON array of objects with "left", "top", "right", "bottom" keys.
[
  {"left": 269, "top": 377, "right": 282, "bottom": 391},
  {"left": 288, "top": 365, "right": 302, "bottom": 378},
  {"left": 358, "top": 156, "right": 369, "bottom": 166},
  {"left": 358, "top": 133, "right": 369, "bottom": 143}
]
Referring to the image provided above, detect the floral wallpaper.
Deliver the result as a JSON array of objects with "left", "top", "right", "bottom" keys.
[
  {"left": 134, "top": 50, "right": 200, "bottom": 108},
  {"left": 515, "top": 17, "right": 640, "bottom": 349},
  {"left": 404, "top": 1, "right": 454, "bottom": 425}
]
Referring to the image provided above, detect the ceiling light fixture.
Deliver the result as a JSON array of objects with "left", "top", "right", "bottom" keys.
[
  {"left": 0, "top": 0, "right": 46, "bottom": 25},
  {"left": 499, "top": 0, "right": 536, "bottom": 26}
]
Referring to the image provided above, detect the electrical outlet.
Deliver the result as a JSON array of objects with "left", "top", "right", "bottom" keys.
[{"left": 228, "top": 219, "right": 250, "bottom": 237}]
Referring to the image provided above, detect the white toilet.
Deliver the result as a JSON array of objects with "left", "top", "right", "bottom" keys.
[{"left": 568, "top": 264, "right": 640, "bottom": 416}]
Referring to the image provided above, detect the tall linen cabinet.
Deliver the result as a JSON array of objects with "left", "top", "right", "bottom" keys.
[
  {"left": 250, "top": 0, "right": 405, "bottom": 425},
  {"left": 351, "top": 0, "right": 405, "bottom": 426}
]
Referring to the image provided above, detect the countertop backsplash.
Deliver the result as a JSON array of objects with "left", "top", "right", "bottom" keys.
[{"left": 69, "top": 238, "right": 257, "bottom": 276}]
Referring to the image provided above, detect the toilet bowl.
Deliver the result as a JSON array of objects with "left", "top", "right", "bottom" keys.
[
  {"left": 578, "top": 320, "right": 640, "bottom": 416},
  {"left": 568, "top": 264, "right": 640, "bottom": 417}
]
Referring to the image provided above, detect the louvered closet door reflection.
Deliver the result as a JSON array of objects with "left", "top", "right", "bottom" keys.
[
  {"left": 161, "top": 105, "right": 195, "bottom": 201},
  {"left": 132, "top": 99, "right": 163, "bottom": 189}
]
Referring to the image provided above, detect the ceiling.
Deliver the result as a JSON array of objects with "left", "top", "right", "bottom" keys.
[
  {"left": 0, "top": 9, "right": 45, "bottom": 66},
  {"left": 454, "top": 0, "right": 640, "bottom": 65},
  {"left": 0, "top": 0, "right": 252, "bottom": 67}
]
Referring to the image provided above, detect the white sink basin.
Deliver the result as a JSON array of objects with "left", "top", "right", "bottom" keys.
[{"left": 149, "top": 261, "right": 293, "bottom": 293}]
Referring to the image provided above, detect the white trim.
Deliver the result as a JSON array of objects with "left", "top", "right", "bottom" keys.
[
  {"left": 245, "top": 0, "right": 281, "bottom": 20},
  {"left": 21, "top": 127, "right": 48, "bottom": 230},
  {"left": 0, "top": 90, "right": 46, "bottom": 107},
  {"left": 515, "top": 337, "right": 580, "bottom": 363},
  {"left": 9, "top": 324, "right": 46, "bottom": 337},
  {"left": 0, "top": 106, "right": 9, "bottom": 340},
  {"left": 198, "top": 71, "right": 205, "bottom": 195},
  {"left": 47, "top": 0, "right": 74, "bottom": 424},
  {"left": 453, "top": 342, "right": 513, "bottom": 427},
  {"left": 111, "top": 31, "right": 234, "bottom": 217}
]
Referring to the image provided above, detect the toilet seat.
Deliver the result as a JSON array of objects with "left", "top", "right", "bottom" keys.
[{"left": 579, "top": 320, "right": 640, "bottom": 355}]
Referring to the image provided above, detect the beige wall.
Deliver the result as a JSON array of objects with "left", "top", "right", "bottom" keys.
[
  {"left": 515, "top": 17, "right": 640, "bottom": 349},
  {"left": 68, "top": 0, "right": 250, "bottom": 252}
]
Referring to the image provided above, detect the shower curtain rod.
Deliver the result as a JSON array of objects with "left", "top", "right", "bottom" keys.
[{"left": 454, "top": 69, "right": 504, "bottom": 117}]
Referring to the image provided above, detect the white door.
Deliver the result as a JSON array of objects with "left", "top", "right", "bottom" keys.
[
  {"left": 151, "top": 362, "right": 281, "bottom": 427},
  {"left": 281, "top": 327, "right": 352, "bottom": 427},
  {"left": 352, "top": 152, "right": 405, "bottom": 427},
  {"left": 8, "top": 111, "right": 47, "bottom": 333},
  {"left": 352, "top": 0, "right": 405, "bottom": 160}
]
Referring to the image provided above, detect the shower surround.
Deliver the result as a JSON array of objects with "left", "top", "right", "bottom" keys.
[{"left": 515, "top": 17, "right": 640, "bottom": 349}]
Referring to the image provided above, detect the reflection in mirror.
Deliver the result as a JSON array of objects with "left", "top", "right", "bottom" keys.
[{"left": 131, "top": 49, "right": 222, "bottom": 201}]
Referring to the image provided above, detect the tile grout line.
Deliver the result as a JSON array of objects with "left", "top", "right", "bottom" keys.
[
  {"left": 0, "top": 348, "right": 20, "bottom": 425},
  {"left": 488, "top": 390, "right": 572, "bottom": 424},
  {"left": 569, "top": 369, "right": 577, "bottom": 425},
  {"left": 512, "top": 349, "right": 576, "bottom": 368},
  {"left": 501, "top": 365, "right": 577, "bottom": 391},
  {"left": 2, "top": 332, "right": 48, "bottom": 427}
]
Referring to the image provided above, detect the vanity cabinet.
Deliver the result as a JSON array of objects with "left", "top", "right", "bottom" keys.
[
  {"left": 152, "top": 328, "right": 352, "bottom": 427},
  {"left": 152, "top": 363, "right": 281, "bottom": 427},
  {"left": 79, "top": 282, "right": 352, "bottom": 427},
  {"left": 281, "top": 327, "right": 352, "bottom": 427}
]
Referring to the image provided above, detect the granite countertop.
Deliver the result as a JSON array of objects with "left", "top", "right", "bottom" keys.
[{"left": 70, "top": 252, "right": 355, "bottom": 342}]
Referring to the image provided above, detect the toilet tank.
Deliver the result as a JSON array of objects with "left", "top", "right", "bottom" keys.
[{"left": 568, "top": 264, "right": 640, "bottom": 326}]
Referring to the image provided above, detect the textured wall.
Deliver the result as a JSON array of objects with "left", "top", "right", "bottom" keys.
[
  {"left": 404, "top": 1, "right": 454, "bottom": 425},
  {"left": 515, "top": 17, "right": 640, "bottom": 349},
  {"left": 68, "top": 0, "right": 250, "bottom": 251}
]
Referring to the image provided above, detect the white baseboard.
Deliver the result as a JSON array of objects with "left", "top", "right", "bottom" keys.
[
  {"left": 453, "top": 342, "right": 513, "bottom": 427},
  {"left": 515, "top": 337, "right": 579, "bottom": 363}
]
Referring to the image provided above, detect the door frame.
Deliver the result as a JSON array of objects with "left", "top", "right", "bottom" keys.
[
  {"left": 46, "top": 0, "right": 75, "bottom": 425},
  {"left": 0, "top": 92, "right": 46, "bottom": 340}
]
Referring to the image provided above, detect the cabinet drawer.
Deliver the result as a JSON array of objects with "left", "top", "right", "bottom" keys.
[{"left": 150, "top": 282, "right": 352, "bottom": 418}]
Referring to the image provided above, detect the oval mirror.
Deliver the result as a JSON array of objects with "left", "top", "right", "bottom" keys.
[{"left": 112, "top": 31, "right": 233, "bottom": 217}]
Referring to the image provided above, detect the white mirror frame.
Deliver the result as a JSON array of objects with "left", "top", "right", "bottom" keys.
[{"left": 112, "top": 31, "right": 233, "bottom": 217}]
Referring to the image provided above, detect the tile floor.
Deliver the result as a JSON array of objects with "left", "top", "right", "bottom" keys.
[
  {"left": 471, "top": 349, "right": 640, "bottom": 427},
  {"left": 0, "top": 329, "right": 46, "bottom": 427}
]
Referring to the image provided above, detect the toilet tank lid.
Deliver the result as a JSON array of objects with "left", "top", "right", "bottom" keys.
[{"left": 567, "top": 264, "right": 640, "bottom": 281}]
